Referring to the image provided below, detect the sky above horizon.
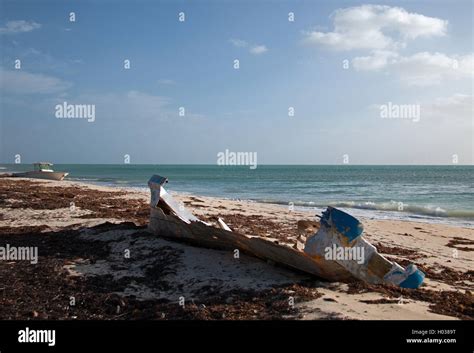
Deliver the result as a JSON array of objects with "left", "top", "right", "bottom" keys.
[{"left": 0, "top": 0, "right": 473, "bottom": 165}]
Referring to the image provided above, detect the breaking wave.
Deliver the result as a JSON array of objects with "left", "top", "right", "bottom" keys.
[
  {"left": 326, "top": 201, "right": 474, "bottom": 219},
  {"left": 258, "top": 199, "right": 474, "bottom": 219}
]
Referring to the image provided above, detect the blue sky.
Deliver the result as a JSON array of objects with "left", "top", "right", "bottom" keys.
[{"left": 1, "top": 0, "right": 472, "bottom": 164}]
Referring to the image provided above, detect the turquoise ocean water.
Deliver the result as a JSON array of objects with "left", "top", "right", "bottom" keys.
[{"left": 2, "top": 164, "right": 473, "bottom": 227}]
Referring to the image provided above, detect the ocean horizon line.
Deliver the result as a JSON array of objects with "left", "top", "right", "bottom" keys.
[{"left": 1, "top": 163, "right": 473, "bottom": 167}]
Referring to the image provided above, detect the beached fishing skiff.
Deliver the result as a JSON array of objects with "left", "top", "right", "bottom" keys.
[
  {"left": 13, "top": 163, "right": 68, "bottom": 181},
  {"left": 147, "top": 175, "right": 425, "bottom": 288}
]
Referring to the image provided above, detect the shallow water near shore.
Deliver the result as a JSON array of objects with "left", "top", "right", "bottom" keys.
[{"left": 2, "top": 164, "right": 473, "bottom": 227}]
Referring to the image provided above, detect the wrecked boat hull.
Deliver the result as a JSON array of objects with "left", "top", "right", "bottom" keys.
[
  {"left": 149, "top": 206, "right": 352, "bottom": 281},
  {"left": 147, "top": 174, "right": 424, "bottom": 289}
]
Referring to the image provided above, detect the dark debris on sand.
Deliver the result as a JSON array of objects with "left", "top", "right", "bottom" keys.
[
  {"left": 446, "top": 237, "right": 474, "bottom": 252},
  {"left": 373, "top": 242, "right": 427, "bottom": 261},
  {"left": 347, "top": 279, "right": 473, "bottom": 320},
  {"left": 0, "top": 179, "right": 150, "bottom": 225},
  {"left": 203, "top": 213, "right": 300, "bottom": 243},
  {"left": 0, "top": 223, "right": 321, "bottom": 320}
]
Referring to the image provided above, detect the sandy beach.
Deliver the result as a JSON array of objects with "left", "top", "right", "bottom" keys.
[{"left": 0, "top": 177, "right": 472, "bottom": 320}]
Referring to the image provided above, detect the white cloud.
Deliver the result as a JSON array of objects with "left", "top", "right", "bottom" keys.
[
  {"left": 305, "top": 5, "right": 471, "bottom": 86},
  {"left": 304, "top": 28, "right": 392, "bottom": 51},
  {"left": 352, "top": 50, "right": 398, "bottom": 71},
  {"left": 353, "top": 51, "right": 474, "bottom": 86},
  {"left": 250, "top": 45, "right": 268, "bottom": 55},
  {"left": 229, "top": 39, "right": 248, "bottom": 48},
  {"left": 395, "top": 52, "right": 473, "bottom": 86},
  {"left": 422, "top": 93, "right": 473, "bottom": 123},
  {"left": 230, "top": 38, "right": 268, "bottom": 55},
  {"left": 0, "top": 20, "right": 41, "bottom": 34},
  {"left": 0, "top": 68, "right": 71, "bottom": 94},
  {"left": 303, "top": 5, "right": 447, "bottom": 51}
]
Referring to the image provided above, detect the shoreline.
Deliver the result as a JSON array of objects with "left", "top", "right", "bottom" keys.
[
  {"left": 2, "top": 163, "right": 473, "bottom": 228},
  {"left": 42, "top": 176, "right": 474, "bottom": 228},
  {"left": 3, "top": 177, "right": 474, "bottom": 270},
  {"left": 0, "top": 177, "right": 473, "bottom": 320}
]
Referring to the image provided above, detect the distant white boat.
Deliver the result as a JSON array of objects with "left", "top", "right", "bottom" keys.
[{"left": 14, "top": 162, "right": 69, "bottom": 181}]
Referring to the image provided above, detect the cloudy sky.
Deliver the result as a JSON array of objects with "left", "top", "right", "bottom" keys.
[{"left": 0, "top": 0, "right": 472, "bottom": 164}]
